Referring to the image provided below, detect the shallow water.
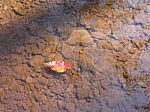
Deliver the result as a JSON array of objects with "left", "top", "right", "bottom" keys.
[{"left": 0, "top": 0, "right": 150, "bottom": 112}]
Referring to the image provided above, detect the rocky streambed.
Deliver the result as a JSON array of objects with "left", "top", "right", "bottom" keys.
[{"left": 0, "top": 0, "right": 150, "bottom": 112}]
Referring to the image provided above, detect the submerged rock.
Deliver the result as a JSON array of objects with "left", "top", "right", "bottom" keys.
[
  {"left": 91, "top": 31, "right": 107, "bottom": 40},
  {"left": 61, "top": 43, "right": 73, "bottom": 59},
  {"left": 140, "top": 48, "right": 150, "bottom": 73},
  {"left": 26, "top": 76, "right": 33, "bottom": 84},
  {"left": 29, "top": 55, "right": 44, "bottom": 72},
  {"left": 66, "top": 30, "right": 93, "bottom": 46},
  {"left": 65, "top": 102, "right": 76, "bottom": 112}
]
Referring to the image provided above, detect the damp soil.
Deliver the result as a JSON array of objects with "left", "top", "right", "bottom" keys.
[{"left": 0, "top": 0, "right": 150, "bottom": 112}]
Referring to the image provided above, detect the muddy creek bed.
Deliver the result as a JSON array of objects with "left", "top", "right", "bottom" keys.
[{"left": 0, "top": 0, "right": 150, "bottom": 112}]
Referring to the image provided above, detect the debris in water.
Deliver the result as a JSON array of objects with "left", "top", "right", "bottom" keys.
[{"left": 45, "top": 60, "right": 71, "bottom": 73}]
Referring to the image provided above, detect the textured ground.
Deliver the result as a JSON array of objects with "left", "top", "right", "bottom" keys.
[{"left": 0, "top": 0, "right": 150, "bottom": 112}]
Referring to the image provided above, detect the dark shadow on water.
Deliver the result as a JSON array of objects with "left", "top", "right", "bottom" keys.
[
  {"left": 0, "top": 0, "right": 127, "bottom": 55},
  {"left": 0, "top": 0, "right": 81, "bottom": 54}
]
